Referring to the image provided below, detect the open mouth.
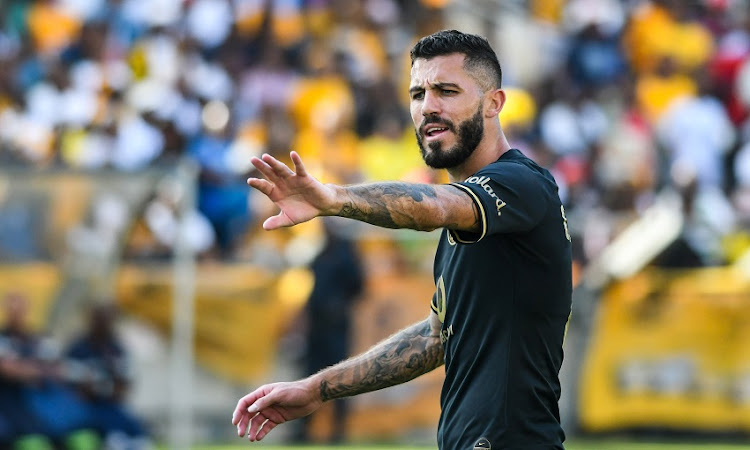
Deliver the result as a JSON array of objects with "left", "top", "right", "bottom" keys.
[{"left": 424, "top": 125, "right": 450, "bottom": 139}]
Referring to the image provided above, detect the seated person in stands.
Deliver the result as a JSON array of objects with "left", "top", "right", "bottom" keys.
[
  {"left": 65, "top": 303, "right": 151, "bottom": 450},
  {"left": 0, "top": 292, "right": 96, "bottom": 450}
]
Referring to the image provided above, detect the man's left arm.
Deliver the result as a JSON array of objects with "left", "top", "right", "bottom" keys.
[
  {"left": 335, "top": 182, "right": 481, "bottom": 232},
  {"left": 247, "top": 152, "right": 481, "bottom": 232}
]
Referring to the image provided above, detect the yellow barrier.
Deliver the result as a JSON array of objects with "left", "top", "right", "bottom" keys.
[
  {"left": 0, "top": 263, "right": 61, "bottom": 331},
  {"left": 580, "top": 267, "right": 750, "bottom": 432},
  {"left": 116, "top": 263, "right": 313, "bottom": 382}
]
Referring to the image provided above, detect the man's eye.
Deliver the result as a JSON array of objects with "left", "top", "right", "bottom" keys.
[
  {"left": 442, "top": 89, "right": 456, "bottom": 95},
  {"left": 412, "top": 92, "right": 424, "bottom": 100}
]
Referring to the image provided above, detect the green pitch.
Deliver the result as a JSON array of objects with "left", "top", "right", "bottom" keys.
[{"left": 185, "top": 441, "right": 749, "bottom": 450}]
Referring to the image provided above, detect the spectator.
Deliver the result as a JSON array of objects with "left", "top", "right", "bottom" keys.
[
  {"left": 635, "top": 55, "right": 697, "bottom": 125},
  {"left": 0, "top": 292, "right": 97, "bottom": 450},
  {"left": 624, "top": 0, "right": 714, "bottom": 76},
  {"left": 653, "top": 161, "right": 737, "bottom": 267},
  {"left": 141, "top": 176, "right": 217, "bottom": 258},
  {"left": 185, "top": 0, "right": 234, "bottom": 50},
  {"left": 656, "top": 69, "right": 736, "bottom": 188},
  {"left": 187, "top": 104, "right": 253, "bottom": 257},
  {"left": 65, "top": 303, "right": 152, "bottom": 450},
  {"left": 537, "top": 79, "right": 609, "bottom": 157},
  {"left": 0, "top": 292, "right": 52, "bottom": 449},
  {"left": 564, "top": 0, "right": 627, "bottom": 89}
]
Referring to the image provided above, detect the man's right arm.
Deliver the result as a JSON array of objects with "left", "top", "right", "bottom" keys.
[
  {"left": 314, "top": 312, "right": 444, "bottom": 401},
  {"left": 232, "top": 312, "right": 444, "bottom": 441}
]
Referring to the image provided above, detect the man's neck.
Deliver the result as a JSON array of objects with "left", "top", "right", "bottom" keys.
[{"left": 446, "top": 134, "right": 511, "bottom": 182}]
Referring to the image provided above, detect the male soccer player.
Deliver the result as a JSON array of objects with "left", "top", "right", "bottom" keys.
[{"left": 232, "top": 30, "right": 572, "bottom": 450}]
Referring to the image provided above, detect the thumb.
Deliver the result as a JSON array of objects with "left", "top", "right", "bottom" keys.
[
  {"left": 263, "top": 212, "right": 294, "bottom": 230},
  {"left": 247, "top": 389, "right": 279, "bottom": 413}
]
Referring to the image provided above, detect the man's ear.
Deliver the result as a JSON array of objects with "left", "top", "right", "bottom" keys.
[{"left": 485, "top": 89, "right": 506, "bottom": 118}]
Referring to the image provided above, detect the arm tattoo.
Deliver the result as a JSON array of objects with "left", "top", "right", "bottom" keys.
[
  {"left": 340, "top": 183, "right": 439, "bottom": 230},
  {"left": 318, "top": 319, "right": 444, "bottom": 401}
]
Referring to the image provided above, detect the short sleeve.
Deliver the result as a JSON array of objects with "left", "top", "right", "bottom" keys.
[
  {"left": 430, "top": 290, "right": 439, "bottom": 314},
  {"left": 449, "top": 167, "right": 548, "bottom": 243}
]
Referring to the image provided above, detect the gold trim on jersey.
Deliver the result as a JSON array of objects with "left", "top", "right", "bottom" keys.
[{"left": 448, "top": 182, "right": 487, "bottom": 243}]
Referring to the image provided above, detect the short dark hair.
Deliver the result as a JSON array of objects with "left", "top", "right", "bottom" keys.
[{"left": 410, "top": 30, "right": 502, "bottom": 90}]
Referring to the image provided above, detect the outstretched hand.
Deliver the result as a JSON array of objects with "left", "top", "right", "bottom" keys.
[
  {"left": 247, "top": 152, "right": 338, "bottom": 230},
  {"left": 231, "top": 380, "right": 323, "bottom": 442}
]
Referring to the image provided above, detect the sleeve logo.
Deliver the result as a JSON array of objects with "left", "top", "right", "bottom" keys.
[{"left": 465, "top": 176, "right": 506, "bottom": 216}]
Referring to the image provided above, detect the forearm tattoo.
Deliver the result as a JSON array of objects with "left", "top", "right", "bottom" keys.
[
  {"left": 318, "top": 319, "right": 444, "bottom": 401},
  {"left": 340, "top": 183, "right": 440, "bottom": 230}
]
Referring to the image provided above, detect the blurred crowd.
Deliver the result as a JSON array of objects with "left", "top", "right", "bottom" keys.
[
  {"left": 1, "top": 0, "right": 750, "bottom": 267},
  {"left": 0, "top": 293, "right": 149, "bottom": 450}
]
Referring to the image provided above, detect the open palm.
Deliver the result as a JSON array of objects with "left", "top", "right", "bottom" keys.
[{"left": 247, "top": 152, "right": 337, "bottom": 230}]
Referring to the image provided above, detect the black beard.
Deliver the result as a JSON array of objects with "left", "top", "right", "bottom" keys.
[{"left": 415, "top": 105, "right": 484, "bottom": 169}]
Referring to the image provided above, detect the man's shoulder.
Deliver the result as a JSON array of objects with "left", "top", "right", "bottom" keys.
[
  {"left": 475, "top": 150, "right": 545, "bottom": 178},
  {"left": 470, "top": 160, "right": 552, "bottom": 193}
]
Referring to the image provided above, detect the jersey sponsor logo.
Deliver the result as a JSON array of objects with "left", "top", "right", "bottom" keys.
[
  {"left": 465, "top": 176, "right": 506, "bottom": 216},
  {"left": 473, "top": 437, "right": 491, "bottom": 449},
  {"left": 440, "top": 324, "right": 454, "bottom": 345}
]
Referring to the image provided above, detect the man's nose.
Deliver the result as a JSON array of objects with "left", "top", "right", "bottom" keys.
[{"left": 421, "top": 91, "right": 441, "bottom": 116}]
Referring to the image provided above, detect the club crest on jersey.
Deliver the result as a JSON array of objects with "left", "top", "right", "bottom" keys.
[
  {"left": 435, "top": 276, "right": 447, "bottom": 324},
  {"left": 465, "top": 176, "right": 506, "bottom": 216},
  {"left": 433, "top": 276, "right": 454, "bottom": 344}
]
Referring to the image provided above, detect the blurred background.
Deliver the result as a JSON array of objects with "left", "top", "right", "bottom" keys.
[{"left": 2, "top": 0, "right": 750, "bottom": 448}]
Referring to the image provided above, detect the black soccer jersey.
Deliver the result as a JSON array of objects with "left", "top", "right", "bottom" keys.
[{"left": 430, "top": 149, "right": 572, "bottom": 450}]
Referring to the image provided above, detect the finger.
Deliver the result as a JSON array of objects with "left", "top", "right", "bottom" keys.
[
  {"left": 245, "top": 387, "right": 279, "bottom": 414},
  {"left": 233, "top": 389, "right": 265, "bottom": 425},
  {"left": 236, "top": 412, "right": 254, "bottom": 437},
  {"left": 290, "top": 151, "right": 307, "bottom": 177},
  {"left": 247, "top": 177, "right": 274, "bottom": 197},
  {"left": 247, "top": 407, "right": 286, "bottom": 441},
  {"left": 233, "top": 396, "right": 252, "bottom": 425},
  {"left": 247, "top": 412, "right": 269, "bottom": 441},
  {"left": 233, "top": 401, "right": 248, "bottom": 426},
  {"left": 256, "top": 420, "right": 280, "bottom": 441},
  {"left": 251, "top": 156, "right": 281, "bottom": 183},
  {"left": 262, "top": 153, "right": 295, "bottom": 179},
  {"left": 263, "top": 212, "right": 294, "bottom": 230}
]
